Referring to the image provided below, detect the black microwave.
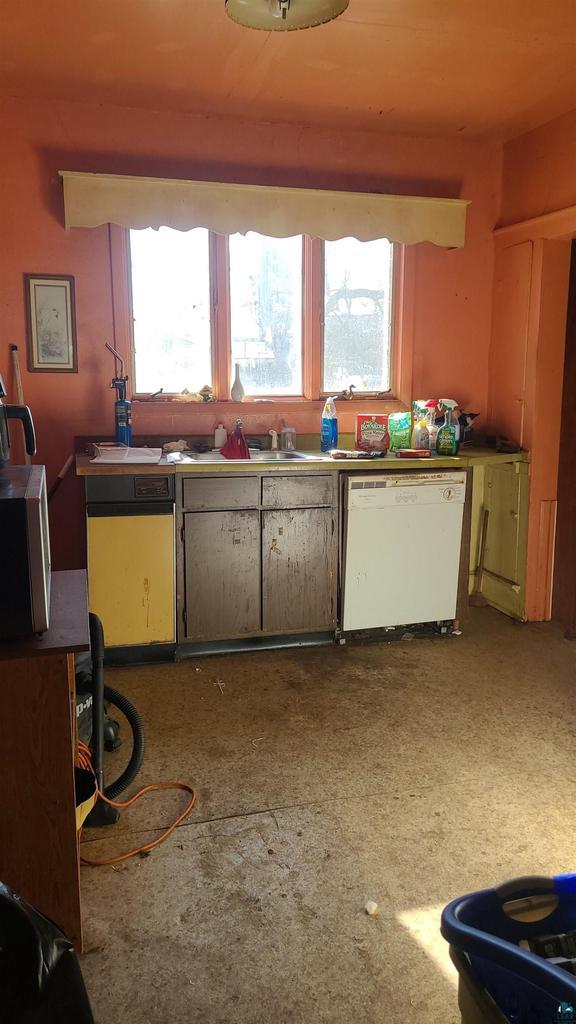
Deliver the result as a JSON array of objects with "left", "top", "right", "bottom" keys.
[{"left": 0, "top": 465, "right": 51, "bottom": 639}]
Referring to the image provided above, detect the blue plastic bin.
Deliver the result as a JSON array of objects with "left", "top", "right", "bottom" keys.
[{"left": 441, "top": 875, "right": 576, "bottom": 1023}]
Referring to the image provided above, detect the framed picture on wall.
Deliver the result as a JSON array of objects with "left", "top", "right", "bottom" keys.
[{"left": 24, "top": 274, "right": 78, "bottom": 372}]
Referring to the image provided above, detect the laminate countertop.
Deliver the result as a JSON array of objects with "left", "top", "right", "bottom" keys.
[{"left": 76, "top": 448, "right": 529, "bottom": 476}]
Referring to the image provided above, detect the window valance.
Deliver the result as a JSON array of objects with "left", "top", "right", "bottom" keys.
[{"left": 59, "top": 170, "right": 469, "bottom": 247}]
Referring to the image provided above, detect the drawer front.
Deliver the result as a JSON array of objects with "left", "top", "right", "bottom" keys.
[
  {"left": 86, "top": 474, "right": 174, "bottom": 503},
  {"left": 182, "top": 476, "right": 259, "bottom": 510},
  {"left": 262, "top": 474, "right": 335, "bottom": 508}
]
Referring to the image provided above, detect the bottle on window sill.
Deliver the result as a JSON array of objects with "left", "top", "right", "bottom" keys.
[{"left": 231, "top": 364, "right": 245, "bottom": 403}]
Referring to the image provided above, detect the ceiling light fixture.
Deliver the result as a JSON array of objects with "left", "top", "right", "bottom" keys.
[{"left": 225, "top": 0, "right": 349, "bottom": 32}]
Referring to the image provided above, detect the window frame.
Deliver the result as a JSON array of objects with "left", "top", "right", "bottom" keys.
[
  {"left": 319, "top": 237, "right": 396, "bottom": 400},
  {"left": 122, "top": 227, "right": 403, "bottom": 404},
  {"left": 227, "top": 232, "right": 306, "bottom": 400}
]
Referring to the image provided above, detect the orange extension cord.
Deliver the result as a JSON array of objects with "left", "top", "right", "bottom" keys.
[{"left": 78, "top": 740, "right": 197, "bottom": 867}]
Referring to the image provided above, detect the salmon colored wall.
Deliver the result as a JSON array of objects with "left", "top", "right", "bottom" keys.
[
  {"left": 490, "top": 106, "right": 576, "bottom": 620},
  {"left": 488, "top": 241, "right": 533, "bottom": 442},
  {"left": 501, "top": 107, "right": 576, "bottom": 226},
  {"left": 0, "top": 95, "right": 501, "bottom": 569}
]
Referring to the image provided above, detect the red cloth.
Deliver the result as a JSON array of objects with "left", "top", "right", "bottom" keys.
[{"left": 220, "top": 426, "right": 250, "bottom": 459}]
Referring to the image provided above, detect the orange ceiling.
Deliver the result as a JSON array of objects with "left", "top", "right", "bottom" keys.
[{"left": 2, "top": 0, "right": 576, "bottom": 139}]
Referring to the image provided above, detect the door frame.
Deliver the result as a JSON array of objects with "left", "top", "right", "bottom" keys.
[{"left": 492, "top": 210, "right": 575, "bottom": 620}]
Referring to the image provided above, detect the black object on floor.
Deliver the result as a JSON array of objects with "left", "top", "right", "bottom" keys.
[
  {"left": 0, "top": 882, "right": 94, "bottom": 1024},
  {"left": 75, "top": 613, "right": 145, "bottom": 827}
]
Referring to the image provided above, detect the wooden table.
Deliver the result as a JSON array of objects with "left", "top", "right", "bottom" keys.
[{"left": 0, "top": 570, "right": 89, "bottom": 950}]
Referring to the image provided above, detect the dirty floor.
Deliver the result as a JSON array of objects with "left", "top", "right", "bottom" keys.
[{"left": 80, "top": 609, "right": 576, "bottom": 1023}]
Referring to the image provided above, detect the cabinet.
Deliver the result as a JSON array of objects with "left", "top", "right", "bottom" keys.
[
  {"left": 87, "top": 510, "right": 175, "bottom": 646},
  {"left": 183, "top": 510, "right": 260, "bottom": 640},
  {"left": 468, "top": 461, "right": 529, "bottom": 619},
  {"left": 262, "top": 508, "right": 336, "bottom": 633},
  {"left": 178, "top": 472, "right": 338, "bottom": 643},
  {"left": 85, "top": 474, "right": 176, "bottom": 648}
]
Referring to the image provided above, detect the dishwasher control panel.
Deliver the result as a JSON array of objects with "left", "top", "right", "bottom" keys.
[
  {"left": 134, "top": 476, "right": 171, "bottom": 499},
  {"left": 347, "top": 472, "right": 466, "bottom": 508},
  {"left": 86, "top": 474, "right": 175, "bottom": 504}
]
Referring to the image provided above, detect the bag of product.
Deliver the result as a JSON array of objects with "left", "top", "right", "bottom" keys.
[
  {"left": 355, "top": 414, "right": 389, "bottom": 452},
  {"left": 388, "top": 411, "right": 411, "bottom": 450}
]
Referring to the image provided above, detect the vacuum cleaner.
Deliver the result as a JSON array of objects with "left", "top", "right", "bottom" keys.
[{"left": 75, "top": 614, "right": 144, "bottom": 827}]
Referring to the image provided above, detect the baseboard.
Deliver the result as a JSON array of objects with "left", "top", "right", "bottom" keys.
[{"left": 104, "top": 643, "right": 176, "bottom": 666}]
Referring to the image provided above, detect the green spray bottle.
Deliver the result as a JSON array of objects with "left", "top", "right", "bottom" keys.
[{"left": 435, "top": 399, "right": 459, "bottom": 455}]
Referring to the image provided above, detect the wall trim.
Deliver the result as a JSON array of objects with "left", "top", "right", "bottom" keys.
[{"left": 495, "top": 204, "right": 576, "bottom": 247}]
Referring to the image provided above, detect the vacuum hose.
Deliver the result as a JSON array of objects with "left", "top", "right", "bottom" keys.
[
  {"left": 88, "top": 612, "right": 145, "bottom": 801},
  {"left": 81, "top": 615, "right": 196, "bottom": 866},
  {"left": 102, "top": 685, "right": 145, "bottom": 801}
]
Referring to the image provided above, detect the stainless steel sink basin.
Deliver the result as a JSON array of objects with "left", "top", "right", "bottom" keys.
[
  {"left": 186, "top": 450, "right": 313, "bottom": 463},
  {"left": 188, "top": 452, "right": 227, "bottom": 461},
  {"left": 250, "top": 451, "right": 310, "bottom": 461}
]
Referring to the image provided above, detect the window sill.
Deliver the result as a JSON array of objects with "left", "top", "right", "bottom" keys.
[{"left": 132, "top": 396, "right": 406, "bottom": 410}]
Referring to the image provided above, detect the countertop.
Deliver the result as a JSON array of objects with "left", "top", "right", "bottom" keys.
[
  {"left": 0, "top": 570, "right": 89, "bottom": 660},
  {"left": 76, "top": 448, "right": 529, "bottom": 476}
]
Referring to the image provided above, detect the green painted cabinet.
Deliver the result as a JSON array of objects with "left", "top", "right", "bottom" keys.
[{"left": 469, "top": 461, "right": 530, "bottom": 619}]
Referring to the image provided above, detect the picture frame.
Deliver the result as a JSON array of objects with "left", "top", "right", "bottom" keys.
[{"left": 24, "top": 274, "right": 78, "bottom": 373}]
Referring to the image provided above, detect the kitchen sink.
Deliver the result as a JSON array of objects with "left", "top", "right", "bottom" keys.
[{"left": 186, "top": 450, "right": 314, "bottom": 463}]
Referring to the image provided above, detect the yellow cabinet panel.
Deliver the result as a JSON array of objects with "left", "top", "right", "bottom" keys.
[
  {"left": 482, "top": 462, "right": 529, "bottom": 619},
  {"left": 87, "top": 514, "right": 175, "bottom": 646}
]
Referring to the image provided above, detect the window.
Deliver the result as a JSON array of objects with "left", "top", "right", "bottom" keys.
[
  {"left": 230, "top": 233, "right": 302, "bottom": 395},
  {"left": 130, "top": 227, "right": 211, "bottom": 394},
  {"left": 128, "top": 228, "right": 395, "bottom": 398},
  {"left": 323, "top": 237, "right": 393, "bottom": 394}
]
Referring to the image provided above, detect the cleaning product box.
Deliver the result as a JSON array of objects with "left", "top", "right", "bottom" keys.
[{"left": 355, "top": 414, "right": 389, "bottom": 452}]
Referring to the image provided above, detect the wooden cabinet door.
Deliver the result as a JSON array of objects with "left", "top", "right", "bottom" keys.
[
  {"left": 87, "top": 512, "right": 175, "bottom": 646},
  {"left": 183, "top": 510, "right": 261, "bottom": 640},
  {"left": 482, "top": 462, "right": 529, "bottom": 619},
  {"left": 262, "top": 508, "right": 336, "bottom": 634}
]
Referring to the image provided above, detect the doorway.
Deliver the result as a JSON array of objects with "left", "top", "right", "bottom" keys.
[{"left": 552, "top": 239, "right": 576, "bottom": 636}]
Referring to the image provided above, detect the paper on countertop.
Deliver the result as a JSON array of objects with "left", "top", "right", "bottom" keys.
[{"left": 90, "top": 445, "right": 163, "bottom": 464}]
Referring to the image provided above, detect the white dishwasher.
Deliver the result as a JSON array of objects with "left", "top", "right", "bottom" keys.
[{"left": 342, "top": 472, "right": 466, "bottom": 631}]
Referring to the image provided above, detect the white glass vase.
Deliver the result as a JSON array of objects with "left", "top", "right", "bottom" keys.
[{"left": 231, "top": 363, "right": 245, "bottom": 402}]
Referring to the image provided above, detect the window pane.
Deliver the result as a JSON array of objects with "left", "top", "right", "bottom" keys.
[
  {"left": 130, "top": 227, "right": 211, "bottom": 393},
  {"left": 323, "top": 238, "right": 393, "bottom": 393},
  {"left": 230, "top": 233, "right": 302, "bottom": 396}
]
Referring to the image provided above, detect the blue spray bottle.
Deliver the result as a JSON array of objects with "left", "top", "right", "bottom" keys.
[
  {"left": 106, "top": 342, "right": 132, "bottom": 446},
  {"left": 321, "top": 396, "right": 339, "bottom": 452}
]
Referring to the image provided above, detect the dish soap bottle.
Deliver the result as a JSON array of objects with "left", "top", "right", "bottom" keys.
[
  {"left": 411, "top": 403, "right": 429, "bottom": 449},
  {"left": 214, "top": 423, "right": 227, "bottom": 449},
  {"left": 321, "top": 396, "right": 339, "bottom": 452},
  {"left": 435, "top": 399, "right": 459, "bottom": 455}
]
